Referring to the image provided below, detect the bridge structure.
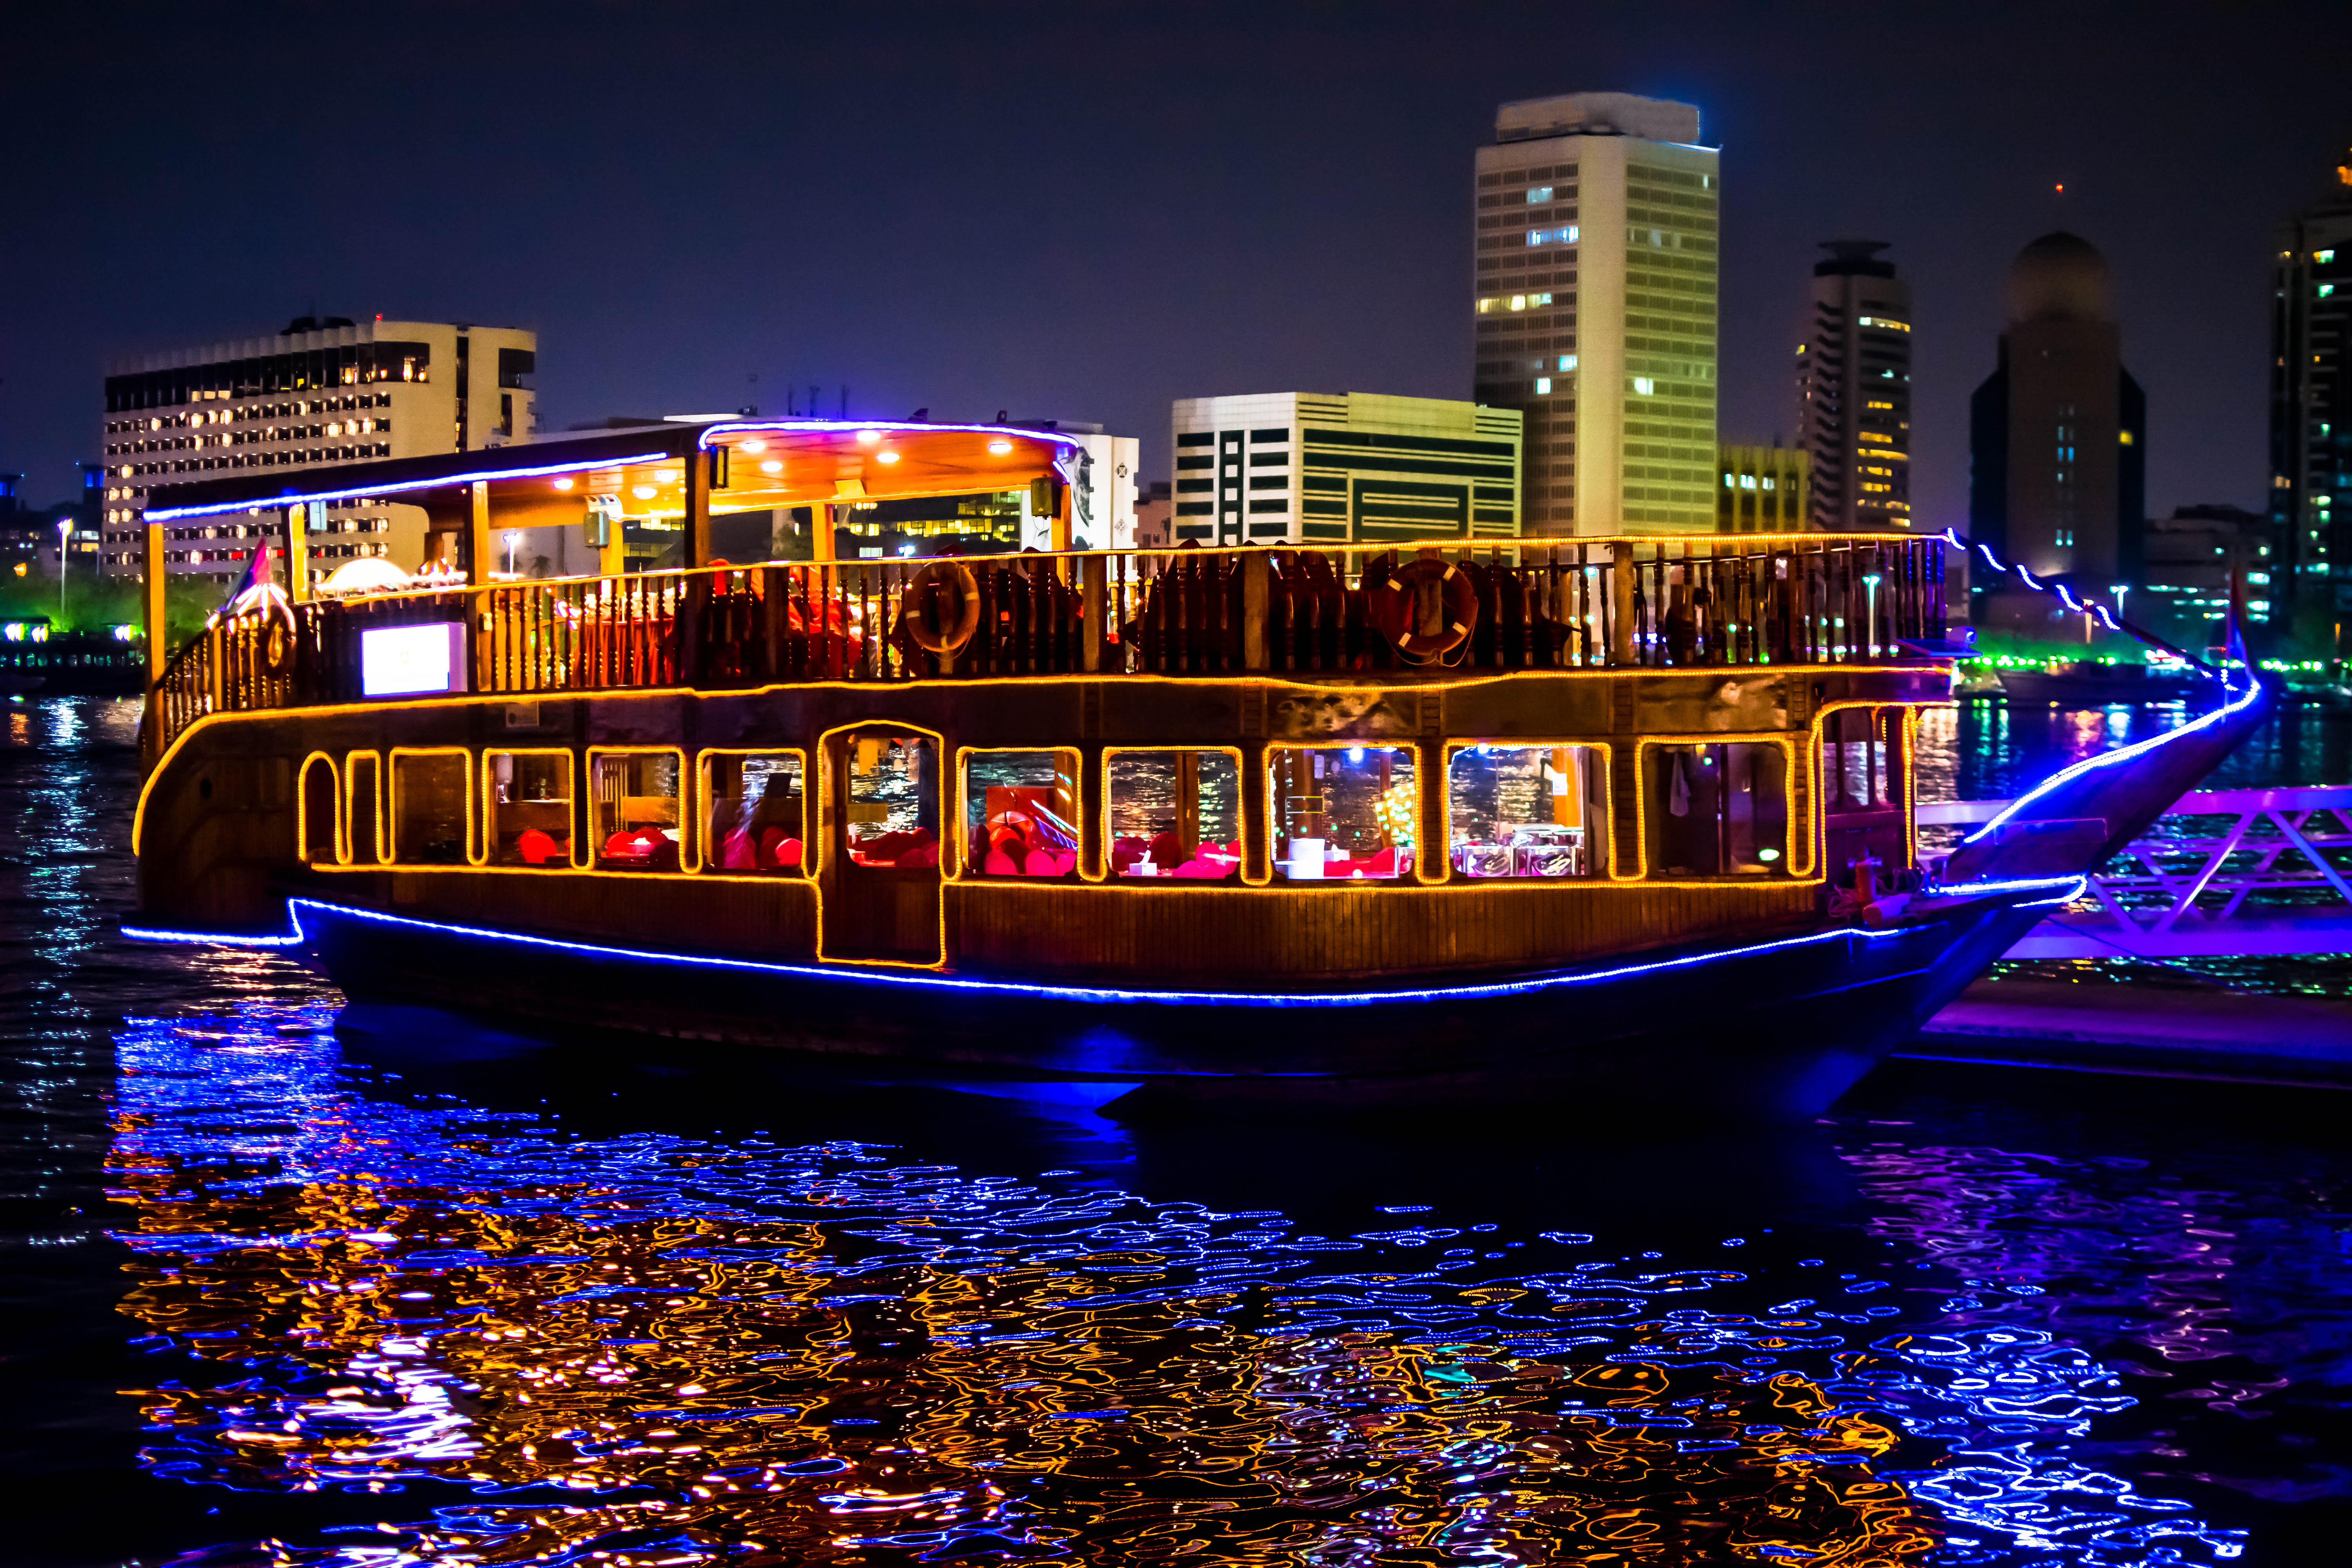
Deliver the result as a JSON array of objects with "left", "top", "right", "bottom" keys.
[{"left": 1920, "top": 787, "right": 2352, "bottom": 958}]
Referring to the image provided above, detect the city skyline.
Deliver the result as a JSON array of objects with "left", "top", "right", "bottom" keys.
[{"left": 4, "top": 3, "right": 2350, "bottom": 540}]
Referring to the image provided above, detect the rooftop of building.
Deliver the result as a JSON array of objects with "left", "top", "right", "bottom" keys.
[
  {"left": 1815, "top": 240, "right": 1896, "bottom": 279},
  {"left": 1494, "top": 91, "right": 1701, "bottom": 146},
  {"left": 2006, "top": 232, "right": 2113, "bottom": 325}
]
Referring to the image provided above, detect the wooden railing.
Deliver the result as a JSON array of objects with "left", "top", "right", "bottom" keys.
[{"left": 147, "top": 534, "right": 1945, "bottom": 753}]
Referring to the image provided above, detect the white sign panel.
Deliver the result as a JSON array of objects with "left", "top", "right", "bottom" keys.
[{"left": 361, "top": 622, "right": 469, "bottom": 698}]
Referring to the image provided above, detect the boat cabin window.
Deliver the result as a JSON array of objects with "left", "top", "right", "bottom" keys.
[
  {"left": 1645, "top": 742, "right": 1787, "bottom": 877},
  {"left": 1822, "top": 707, "right": 1908, "bottom": 891},
  {"left": 962, "top": 749, "right": 1080, "bottom": 877},
  {"left": 845, "top": 733, "right": 939, "bottom": 869},
  {"left": 300, "top": 755, "right": 339, "bottom": 865},
  {"left": 591, "top": 749, "right": 683, "bottom": 871},
  {"left": 391, "top": 750, "right": 472, "bottom": 866},
  {"left": 1446, "top": 744, "right": 1606, "bottom": 878},
  {"left": 486, "top": 750, "right": 573, "bottom": 868},
  {"left": 1109, "top": 748, "right": 1241, "bottom": 879},
  {"left": 703, "top": 751, "right": 806, "bottom": 874},
  {"left": 1270, "top": 744, "right": 1416, "bottom": 881}
]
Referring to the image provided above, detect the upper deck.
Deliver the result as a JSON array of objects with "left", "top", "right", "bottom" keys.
[{"left": 136, "top": 420, "right": 1948, "bottom": 756}]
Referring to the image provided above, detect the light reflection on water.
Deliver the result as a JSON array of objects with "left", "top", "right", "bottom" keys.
[
  {"left": 101, "top": 1005, "right": 2301, "bottom": 1566},
  {"left": 5, "top": 697, "right": 2350, "bottom": 1565}
]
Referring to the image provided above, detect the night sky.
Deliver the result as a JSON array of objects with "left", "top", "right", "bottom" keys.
[{"left": 5, "top": 2, "right": 2349, "bottom": 532}]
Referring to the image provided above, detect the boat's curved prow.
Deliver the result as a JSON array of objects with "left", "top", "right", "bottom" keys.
[{"left": 1942, "top": 645, "right": 2273, "bottom": 885}]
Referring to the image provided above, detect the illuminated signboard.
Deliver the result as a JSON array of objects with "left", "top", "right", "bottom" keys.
[{"left": 360, "top": 622, "right": 469, "bottom": 698}]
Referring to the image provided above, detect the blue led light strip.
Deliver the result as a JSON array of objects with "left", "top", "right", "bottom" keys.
[
  {"left": 1958, "top": 672, "right": 2266, "bottom": 847},
  {"left": 1939, "top": 528, "right": 2134, "bottom": 637},
  {"left": 122, "top": 898, "right": 1930, "bottom": 1010},
  {"left": 144, "top": 452, "right": 674, "bottom": 523}
]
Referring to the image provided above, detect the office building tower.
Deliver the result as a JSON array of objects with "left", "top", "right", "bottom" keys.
[
  {"left": 1170, "top": 392, "right": 1521, "bottom": 546},
  {"left": 1795, "top": 241, "right": 1912, "bottom": 531},
  {"left": 1715, "top": 445, "right": 1810, "bottom": 534},
  {"left": 1967, "top": 233, "right": 2145, "bottom": 622},
  {"left": 2268, "top": 159, "right": 2352, "bottom": 625},
  {"left": 98, "top": 316, "right": 537, "bottom": 584},
  {"left": 1472, "top": 92, "right": 1717, "bottom": 536}
]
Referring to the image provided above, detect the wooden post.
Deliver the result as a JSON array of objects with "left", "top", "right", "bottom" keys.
[
  {"left": 684, "top": 445, "right": 713, "bottom": 569},
  {"left": 467, "top": 480, "right": 493, "bottom": 693},
  {"left": 599, "top": 499, "right": 626, "bottom": 578},
  {"left": 467, "top": 481, "right": 492, "bottom": 587},
  {"left": 141, "top": 520, "right": 168, "bottom": 758},
  {"left": 809, "top": 503, "right": 835, "bottom": 563},
  {"left": 285, "top": 504, "right": 309, "bottom": 601},
  {"left": 1051, "top": 478, "right": 1073, "bottom": 554},
  {"left": 1416, "top": 739, "right": 1446, "bottom": 883},
  {"left": 1081, "top": 553, "right": 1106, "bottom": 673},
  {"left": 1609, "top": 542, "right": 1635, "bottom": 666},
  {"left": 1241, "top": 551, "right": 1269, "bottom": 671},
  {"left": 1240, "top": 739, "right": 1269, "bottom": 884}
]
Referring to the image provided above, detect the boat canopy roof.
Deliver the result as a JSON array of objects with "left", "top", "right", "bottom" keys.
[{"left": 143, "top": 419, "right": 1083, "bottom": 523}]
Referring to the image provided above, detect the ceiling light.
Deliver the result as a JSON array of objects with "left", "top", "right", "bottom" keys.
[
  {"left": 553, "top": 476, "right": 575, "bottom": 491},
  {"left": 656, "top": 468, "right": 682, "bottom": 483},
  {"left": 741, "top": 439, "right": 766, "bottom": 453},
  {"left": 759, "top": 459, "right": 783, "bottom": 474},
  {"left": 632, "top": 485, "right": 657, "bottom": 500},
  {"left": 987, "top": 439, "right": 1012, "bottom": 455},
  {"left": 855, "top": 429, "right": 882, "bottom": 446},
  {"left": 876, "top": 450, "right": 900, "bottom": 465}
]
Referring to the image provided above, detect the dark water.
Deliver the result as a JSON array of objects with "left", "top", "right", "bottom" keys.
[{"left": 6, "top": 696, "right": 2351, "bottom": 1566}]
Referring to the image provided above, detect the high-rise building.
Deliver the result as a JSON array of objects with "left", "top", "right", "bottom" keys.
[
  {"left": 1967, "top": 233, "right": 2146, "bottom": 624},
  {"left": 1795, "top": 241, "right": 1912, "bottom": 532},
  {"left": 2268, "top": 158, "right": 2352, "bottom": 629},
  {"left": 98, "top": 316, "right": 537, "bottom": 584},
  {"left": 1715, "top": 444, "right": 1810, "bottom": 534},
  {"left": 1472, "top": 92, "right": 1717, "bottom": 536},
  {"left": 1170, "top": 392, "right": 1521, "bottom": 546}
]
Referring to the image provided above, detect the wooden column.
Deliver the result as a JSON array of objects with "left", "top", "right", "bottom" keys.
[
  {"left": 684, "top": 445, "right": 713, "bottom": 569},
  {"left": 1241, "top": 551, "right": 1269, "bottom": 671},
  {"left": 1416, "top": 739, "right": 1447, "bottom": 883},
  {"left": 1609, "top": 541, "right": 1635, "bottom": 666},
  {"left": 467, "top": 481, "right": 492, "bottom": 587},
  {"left": 1051, "top": 478, "right": 1073, "bottom": 553},
  {"left": 1079, "top": 743, "right": 1106, "bottom": 880},
  {"left": 1081, "top": 554, "right": 1106, "bottom": 673},
  {"left": 285, "top": 504, "right": 309, "bottom": 601},
  {"left": 809, "top": 503, "right": 835, "bottom": 563},
  {"left": 1239, "top": 739, "right": 1269, "bottom": 884},
  {"left": 141, "top": 520, "right": 168, "bottom": 759},
  {"left": 599, "top": 501, "right": 626, "bottom": 577}
]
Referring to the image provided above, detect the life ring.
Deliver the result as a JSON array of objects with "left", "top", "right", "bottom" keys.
[
  {"left": 1365, "top": 551, "right": 1479, "bottom": 663},
  {"left": 900, "top": 560, "right": 982, "bottom": 655},
  {"left": 261, "top": 611, "right": 296, "bottom": 676}
]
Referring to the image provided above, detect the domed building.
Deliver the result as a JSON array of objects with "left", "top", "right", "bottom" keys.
[{"left": 1968, "top": 232, "right": 2147, "bottom": 629}]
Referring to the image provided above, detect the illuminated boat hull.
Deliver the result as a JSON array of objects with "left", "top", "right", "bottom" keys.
[{"left": 279, "top": 886, "right": 2057, "bottom": 1118}]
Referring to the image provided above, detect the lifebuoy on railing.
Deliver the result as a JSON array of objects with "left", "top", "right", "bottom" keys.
[
  {"left": 1364, "top": 550, "right": 1479, "bottom": 664},
  {"left": 900, "top": 560, "right": 982, "bottom": 655}
]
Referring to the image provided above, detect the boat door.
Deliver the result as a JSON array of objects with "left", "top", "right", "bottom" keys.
[{"left": 817, "top": 726, "right": 946, "bottom": 965}]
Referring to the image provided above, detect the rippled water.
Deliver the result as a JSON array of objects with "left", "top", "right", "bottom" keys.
[{"left": 6, "top": 697, "right": 2351, "bottom": 1566}]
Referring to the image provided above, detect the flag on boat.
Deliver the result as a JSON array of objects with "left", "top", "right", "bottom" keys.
[{"left": 217, "top": 540, "right": 292, "bottom": 624}]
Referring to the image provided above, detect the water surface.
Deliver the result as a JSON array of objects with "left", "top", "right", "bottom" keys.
[{"left": 4, "top": 696, "right": 2348, "bottom": 1566}]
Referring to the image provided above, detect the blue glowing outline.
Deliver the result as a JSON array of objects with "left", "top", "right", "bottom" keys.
[
  {"left": 1927, "top": 875, "right": 2092, "bottom": 905},
  {"left": 1959, "top": 673, "right": 2267, "bottom": 847},
  {"left": 1942, "top": 528, "right": 2125, "bottom": 633},
  {"left": 122, "top": 898, "right": 1928, "bottom": 1009},
  {"left": 695, "top": 419, "right": 1087, "bottom": 454},
  {"left": 145, "top": 452, "right": 674, "bottom": 522}
]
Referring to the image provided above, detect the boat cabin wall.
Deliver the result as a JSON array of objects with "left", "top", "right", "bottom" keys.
[{"left": 134, "top": 670, "right": 1943, "bottom": 966}]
